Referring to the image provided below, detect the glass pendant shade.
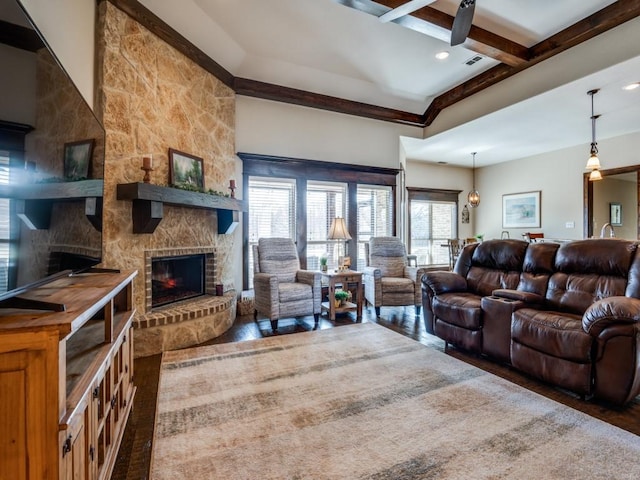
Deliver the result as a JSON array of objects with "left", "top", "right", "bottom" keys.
[
  {"left": 467, "top": 189, "right": 480, "bottom": 208},
  {"left": 586, "top": 149, "right": 600, "bottom": 170},
  {"left": 589, "top": 169, "right": 602, "bottom": 181},
  {"left": 467, "top": 152, "right": 480, "bottom": 208}
]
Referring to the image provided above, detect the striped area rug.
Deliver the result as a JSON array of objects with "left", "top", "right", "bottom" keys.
[{"left": 151, "top": 323, "right": 640, "bottom": 479}]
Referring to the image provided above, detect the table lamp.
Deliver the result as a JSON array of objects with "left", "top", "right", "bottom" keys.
[{"left": 328, "top": 217, "right": 351, "bottom": 270}]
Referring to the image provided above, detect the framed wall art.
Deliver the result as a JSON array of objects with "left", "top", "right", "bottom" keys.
[
  {"left": 502, "top": 191, "right": 541, "bottom": 228},
  {"left": 610, "top": 202, "right": 622, "bottom": 226},
  {"left": 169, "top": 148, "right": 204, "bottom": 189},
  {"left": 63, "top": 139, "right": 94, "bottom": 180}
]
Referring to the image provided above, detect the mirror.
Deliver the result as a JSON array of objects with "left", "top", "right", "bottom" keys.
[
  {"left": 584, "top": 166, "right": 640, "bottom": 240},
  {"left": 0, "top": 0, "right": 105, "bottom": 295}
]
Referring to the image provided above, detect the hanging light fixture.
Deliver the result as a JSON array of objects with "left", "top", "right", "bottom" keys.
[
  {"left": 467, "top": 152, "right": 480, "bottom": 208},
  {"left": 586, "top": 89, "right": 602, "bottom": 180}
]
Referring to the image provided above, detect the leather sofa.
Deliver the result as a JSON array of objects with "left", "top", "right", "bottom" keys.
[{"left": 421, "top": 238, "right": 640, "bottom": 406}]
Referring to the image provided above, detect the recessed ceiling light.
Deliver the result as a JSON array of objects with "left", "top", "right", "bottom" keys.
[
  {"left": 623, "top": 82, "right": 640, "bottom": 91},
  {"left": 435, "top": 51, "right": 450, "bottom": 60}
]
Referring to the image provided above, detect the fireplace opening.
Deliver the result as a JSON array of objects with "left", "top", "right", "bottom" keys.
[{"left": 152, "top": 254, "right": 205, "bottom": 308}]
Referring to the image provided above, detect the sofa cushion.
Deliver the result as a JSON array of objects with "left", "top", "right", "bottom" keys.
[
  {"left": 432, "top": 292, "right": 482, "bottom": 329},
  {"left": 512, "top": 308, "right": 592, "bottom": 362},
  {"left": 546, "top": 273, "right": 628, "bottom": 315},
  {"left": 380, "top": 277, "right": 414, "bottom": 293},
  {"left": 279, "top": 282, "right": 313, "bottom": 303}
]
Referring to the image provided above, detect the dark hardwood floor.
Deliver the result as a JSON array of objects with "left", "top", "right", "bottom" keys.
[{"left": 110, "top": 306, "right": 640, "bottom": 480}]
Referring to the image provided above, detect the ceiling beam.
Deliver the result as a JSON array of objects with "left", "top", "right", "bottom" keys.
[
  {"left": 423, "top": 0, "right": 640, "bottom": 125},
  {"left": 234, "top": 78, "right": 426, "bottom": 127}
]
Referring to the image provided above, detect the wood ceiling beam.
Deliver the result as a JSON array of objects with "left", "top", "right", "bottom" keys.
[
  {"left": 424, "top": 1, "right": 640, "bottom": 125},
  {"left": 234, "top": 78, "right": 426, "bottom": 126},
  {"left": 0, "top": 19, "right": 43, "bottom": 52}
]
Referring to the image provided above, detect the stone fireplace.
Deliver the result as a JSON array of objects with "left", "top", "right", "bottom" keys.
[{"left": 96, "top": 4, "right": 239, "bottom": 358}]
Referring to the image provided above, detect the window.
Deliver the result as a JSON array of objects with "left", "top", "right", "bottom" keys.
[
  {"left": 306, "top": 181, "right": 347, "bottom": 271},
  {"left": 0, "top": 152, "right": 9, "bottom": 292},
  {"left": 356, "top": 185, "right": 392, "bottom": 270},
  {"left": 241, "top": 153, "right": 398, "bottom": 289},
  {"left": 408, "top": 188, "right": 460, "bottom": 266},
  {"left": 247, "top": 177, "right": 296, "bottom": 286}
]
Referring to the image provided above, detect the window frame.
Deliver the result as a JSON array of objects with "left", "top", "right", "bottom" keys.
[
  {"left": 407, "top": 187, "right": 462, "bottom": 266},
  {"left": 239, "top": 153, "right": 399, "bottom": 289}
]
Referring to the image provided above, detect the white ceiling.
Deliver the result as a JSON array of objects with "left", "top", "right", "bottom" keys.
[{"left": 137, "top": 1, "right": 640, "bottom": 166}]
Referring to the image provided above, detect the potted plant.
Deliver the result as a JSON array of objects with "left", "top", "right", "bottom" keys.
[
  {"left": 334, "top": 289, "right": 350, "bottom": 307},
  {"left": 319, "top": 253, "right": 328, "bottom": 272}
]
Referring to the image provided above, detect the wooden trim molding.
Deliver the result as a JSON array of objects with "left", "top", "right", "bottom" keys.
[{"left": 107, "top": 0, "right": 640, "bottom": 128}]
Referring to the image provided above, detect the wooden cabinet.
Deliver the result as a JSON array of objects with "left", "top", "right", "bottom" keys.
[{"left": 0, "top": 270, "right": 137, "bottom": 480}]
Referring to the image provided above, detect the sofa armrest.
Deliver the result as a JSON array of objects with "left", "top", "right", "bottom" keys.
[
  {"left": 421, "top": 271, "right": 466, "bottom": 296},
  {"left": 296, "top": 270, "right": 322, "bottom": 313},
  {"left": 253, "top": 273, "right": 279, "bottom": 319},
  {"left": 492, "top": 288, "right": 545, "bottom": 305},
  {"left": 362, "top": 266, "right": 381, "bottom": 279},
  {"left": 296, "top": 269, "right": 321, "bottom": 286},
  {"left": 583, "top": 296, "right": 640, "bottom": 336}
]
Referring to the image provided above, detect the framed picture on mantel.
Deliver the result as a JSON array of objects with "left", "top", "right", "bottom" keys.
[
  {"left": 502, "top": 191, "right": 541, "bottom": 228},
  {"left": 63, "top": 139, "right": 94, "bottom": 180},
  {"left": 169, "top": 148, "right": 204, "bottom": 190}
]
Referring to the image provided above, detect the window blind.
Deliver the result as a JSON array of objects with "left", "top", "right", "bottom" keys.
[
  {"left": 356, "top": 185, "right": 393, "bottom": 270},
  {"left": 306, "top": 181, "right": 347, "bottom": 270},
  {"left": 247, "top": 177, "right": 296, "bottom": 287}
]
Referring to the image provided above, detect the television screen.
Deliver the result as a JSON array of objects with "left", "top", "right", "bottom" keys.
[{"left": 0, "top": 0, "right": 104, "bottom": 301}]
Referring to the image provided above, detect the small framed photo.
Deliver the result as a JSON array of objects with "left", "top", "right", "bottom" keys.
[
  {"left": 63, "top": 139, "right": 94, "bottom": 180},
  {"left": 169, "top": 148, "right": 204, "bottom": 189},
  {"left": 610, "top": 202, "right": 622, "bottom": 226}
]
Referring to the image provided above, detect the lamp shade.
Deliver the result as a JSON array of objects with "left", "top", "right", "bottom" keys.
[
  {"left": 586, "top": 147, "right": 600, "bottom": 171},
  {"left": 589, "top": 169, "right": 603, "bottom": 181},
  {"left": 328, "top": 217, "right": 352, "bottom": 240}
]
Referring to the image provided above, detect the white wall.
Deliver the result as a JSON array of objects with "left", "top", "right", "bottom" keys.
[
  {"left": 472, "top": 130, "right": 640, "bottom": 241},
  {"left": 236, "top": 96, "right": 422, "bottom": 168},
  {"left": 19, "top": 0, "right": 96, "bottom": 109}
]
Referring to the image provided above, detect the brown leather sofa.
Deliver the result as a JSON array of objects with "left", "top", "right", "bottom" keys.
[{"left": 421, "top": 238, "right": 640, "bottom": 406}]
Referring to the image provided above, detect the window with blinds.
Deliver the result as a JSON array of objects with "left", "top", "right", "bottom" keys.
[
  {"left": 0, "top": 152, "right": 11, "bottom": 292},
  {"left": 408, "top": 189, "right": 459, "bottom": 266},
  {"left": 247, "top": 177, "right": 296, "bottom": 286},
  {"left": 356, "top": 185, "right": 393, "bottom": 270},
  {"left": 306, "top": 181, "right": 347, "bottom": 270}
]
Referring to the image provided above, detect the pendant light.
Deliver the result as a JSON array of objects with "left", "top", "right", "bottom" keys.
[
  {"left": 586, "top": 89, "right": 602, "bottom": 180},
  {"left": 467, "top": 152, "right": 480, "bottom": 208}
]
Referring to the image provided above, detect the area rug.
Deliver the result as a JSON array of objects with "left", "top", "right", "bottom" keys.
[{"left": 150, "top": 323, "right": 640, "bottom": 479}]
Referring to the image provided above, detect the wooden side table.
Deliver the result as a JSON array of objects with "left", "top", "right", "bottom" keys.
[{"left": 321, "top": 270, "right": 363, "bottom": 321}]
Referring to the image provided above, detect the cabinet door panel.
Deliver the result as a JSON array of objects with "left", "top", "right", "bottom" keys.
[{"left": 0, "top": 349, "right": 49, "bottom": 480}]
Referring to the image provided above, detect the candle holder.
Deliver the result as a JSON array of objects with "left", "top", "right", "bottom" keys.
[
  {"left": 229, "top": 179, "right": 236, "bottom": 198},
  {"left": 141, "top": 156, "right": 153, "bottom": 183},
  {"left": 141, "top": 165, "right": 153, "bottom": 183}
]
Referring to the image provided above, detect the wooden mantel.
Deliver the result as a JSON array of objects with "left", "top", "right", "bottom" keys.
[
  {"left": 0, "top": 179, "right": 104, "bottom": 231},
  {"left": 116, "top": 182, "right": 245, "bottom": 234}
]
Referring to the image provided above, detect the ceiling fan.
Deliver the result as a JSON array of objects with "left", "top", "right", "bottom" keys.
[{"left": 450, "top": 0, "right": 476, "bottom": 46}]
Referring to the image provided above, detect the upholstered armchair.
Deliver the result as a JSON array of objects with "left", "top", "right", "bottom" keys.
[
  {"left": 252, "top": 237, "right": 321, "bottom": 331},
  {"left": 363, "top": 237, "right": 426, "bottom": 317}
]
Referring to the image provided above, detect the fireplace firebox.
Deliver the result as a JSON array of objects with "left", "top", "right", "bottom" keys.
[{"left": 151, "top": 254, "right": 205, "bottom": 308}]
